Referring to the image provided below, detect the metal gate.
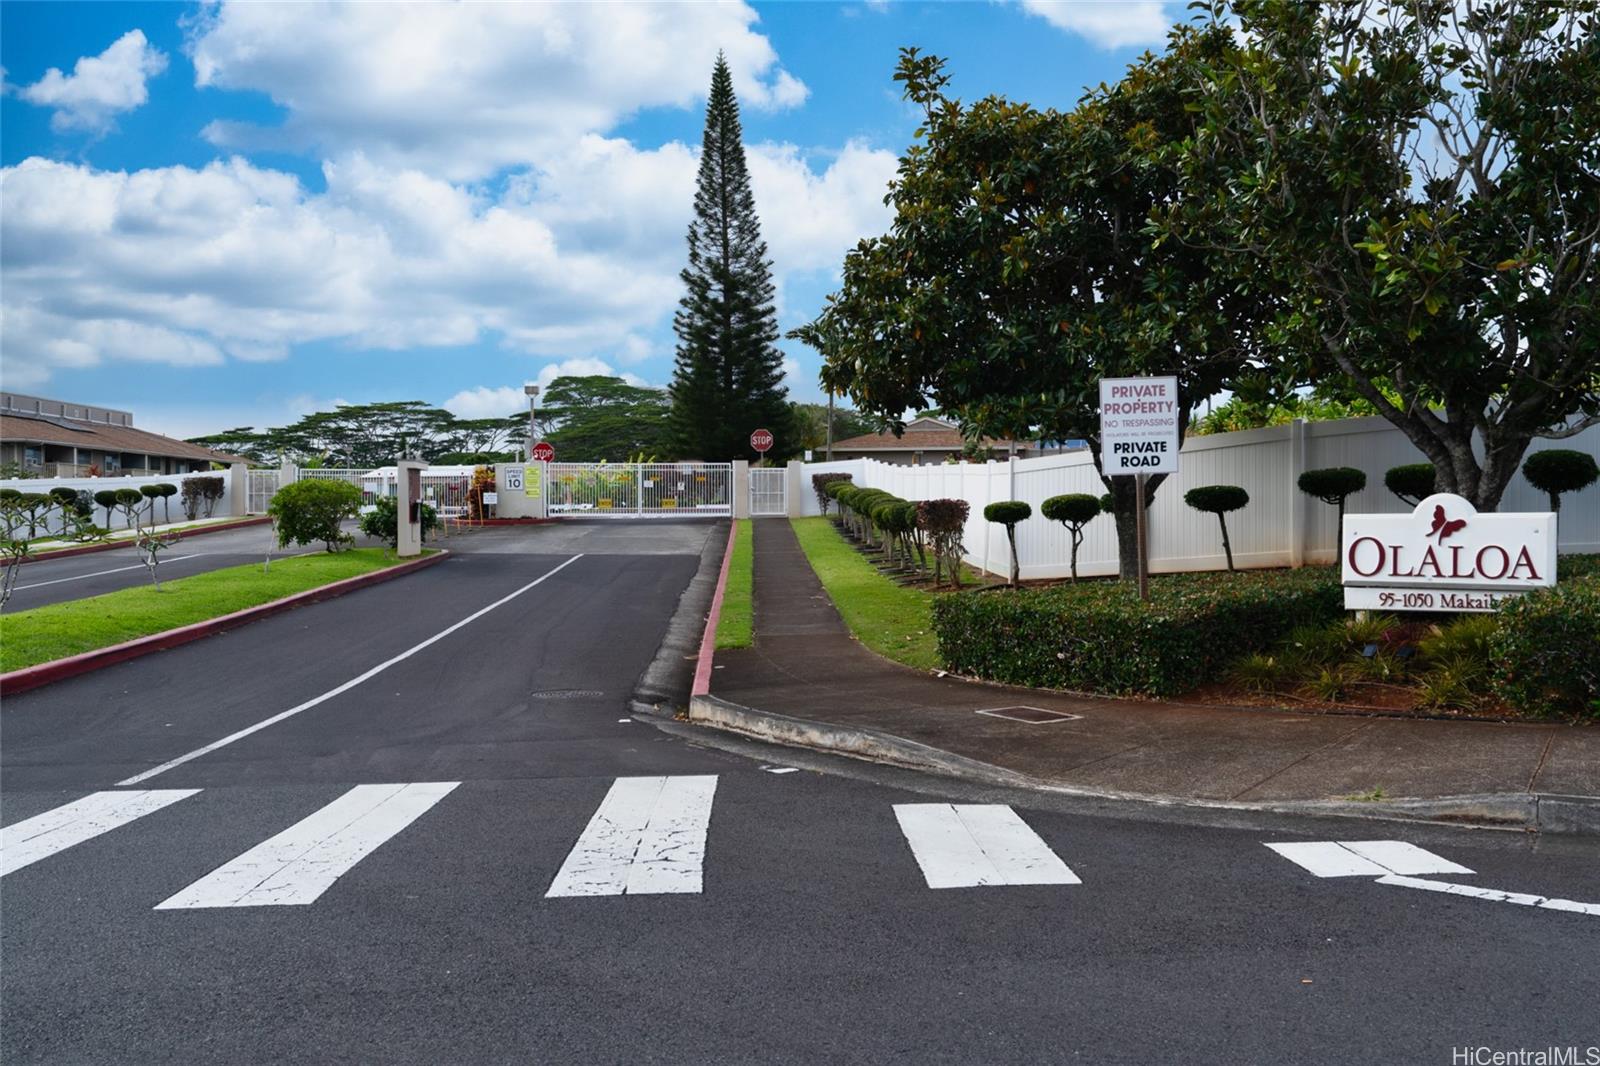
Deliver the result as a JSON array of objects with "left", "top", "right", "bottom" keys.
[
  {"left": 546, "top": 462, "right": 732, "bottom": 518},
  {"left": 750, "top": 467, "right": 787, "bottom": 516},
  {"left": 246, "top": 469, "right": 282, "bottom": 513}
]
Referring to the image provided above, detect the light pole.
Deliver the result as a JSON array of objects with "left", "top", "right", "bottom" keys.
[{"left": 523, "top": 384, "right": 540, "bottom": 461}]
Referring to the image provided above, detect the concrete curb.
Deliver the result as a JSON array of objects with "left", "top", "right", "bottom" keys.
[
  {"left": 630, "top": 522, "right": 732, "bottom": 719},
  {"left": 690, "top": 523, "right": 739, "bottom": 698},
  {"left": 688, "top": 692, "right": 1599, "bottom": 836},
  {"left": 0, "top": 549, "right": 449, "bottom": 696},
  {"left": 2, "top": 516, "right": 273, "bottom": 567}
]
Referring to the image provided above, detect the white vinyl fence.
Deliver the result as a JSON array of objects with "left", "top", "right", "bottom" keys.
[
  {"left": 0, "top": 470, "right": 238, "bottom": 536},
  {"left": 796, "top": 416, "right": 1600, "bottom": 580}
]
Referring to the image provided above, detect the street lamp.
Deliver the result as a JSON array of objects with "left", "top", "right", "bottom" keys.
[{"left": 524, "top": 384, "right": 540, "bottom": 461}]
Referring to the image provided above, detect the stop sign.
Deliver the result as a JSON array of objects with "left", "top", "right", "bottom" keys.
[
  {"left": 530, "top": 441, "right": 555, "bottom": 462},
  {"left": 750, "top": 428, "right": 774, "bottom": 453}
]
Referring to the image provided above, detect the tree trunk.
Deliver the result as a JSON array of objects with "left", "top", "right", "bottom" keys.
[
  {"left": 1217, "top": 513, "right": 1235, "bottom": 572},
  {"left": 1101, "top": 472, "right": 1161, "bottom": 581},
  {"left": 1069, "top": 527, "right": 1082, "bottom": 583},
  {"left": 1006, "top": 525, "right": 1019, "bottom": 587}
]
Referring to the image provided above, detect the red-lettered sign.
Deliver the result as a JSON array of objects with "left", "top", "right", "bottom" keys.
[
  {"left": 530, "top": 441, "right": 555, "bottom": 462},
  {"left": 750, "top": 428, "right": 774, "bottom": 454}
]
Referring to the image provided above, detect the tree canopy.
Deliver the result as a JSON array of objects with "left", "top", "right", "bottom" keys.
[
  {"left": 538, "top": 375, "right": 672, "bottom": 461},
  {"left": 189, "top": 401, "right": 525, "bottom": 467}
]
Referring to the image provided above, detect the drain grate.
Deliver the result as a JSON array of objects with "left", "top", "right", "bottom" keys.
[
  {"left": 975, "top": 705, "right": 1082, "bottom": 725},
  {"left": 530, "top": 689, "right": 605, "bottom": 700}
]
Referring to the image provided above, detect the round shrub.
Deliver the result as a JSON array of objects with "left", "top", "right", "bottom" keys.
[
  {"left": 1522, "top": 449, "right": 1598, "bottom": 512},
  {"left": 1385, "top": 463, "right": 1435, "bottom": 505},
  {"left": 92, "top": 489, "right": 119, "bottom": 523},
  {"left": 268, "top": 478, "right": 361, "bottom": 552},
  {"left": 47, "top": 486, "right": 78, "bottom": 506},
  {"left": 113, "top": 487, "right": 143, "bottom": 508},
  {"left": 1297, "top": 467, "right": 1366, "bottom": 505},
  {"left": 1099, "top": 493, "right": 1114, "bottom": 514},
  {"left": 1182, "top": 485, "right": 1249, "bottom": 514},
  {"left": 813, "top": 472, "right": 853, "bottom": 513},
  {"left": 916, "top": 498, "right": 969, "bottom": 533},
  {"left": 1041, "top": 494, "right": 1100, "bottom": 526},
  {"left": 0, "top": 488, "right": 20, "bottom": 503},
  {"left": 1490, "top": 578, "right": 1600, "bottom": 718},
  {"left": 983, "top": 500, "right": 1032, "bottom": 525}
]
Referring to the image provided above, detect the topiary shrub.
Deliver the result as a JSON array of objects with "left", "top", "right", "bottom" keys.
[
  {"left": 139, "top": 483, "right": 163, "bottom": 523},
  {"left": 358, "top": 494, "right": 438, "bottom": 549},
  {"left": 1297, "top": 467, "right": 1367, "bottom": 528},
  {"left": 1521, "top": 449, "right": 1598, "bottom": 513},
  {"left": 113, "top": 487, "right": 145, "bottom": 531},
  {"left": 1385, "top": 463, "right": 1435, "bottom": 506},
  {"left": 1041, "top": 493, "right": 1101, "bottom": 583},
  {"left": 983, "top": 500, "right": 1032, "bottom": 587},
  {"left": 812, "top": 472, "right": 852, "bottom": 516},
  {"left": 917, "top": 498, "right": 970, "bottom": 588},
  {"left": 94, "top": 489, "right": 120, "bottom": 527},
  {"left": 1184, "top": 485, "right": 1249, "bottom": 572},
  {"left": 1099, "top": 493, "right": 1114, "bottom": 514},
  {"left": 268, "top": 478, "right": 361, "bottom": 552},
  {"left": 1490, "top": 578, "right": 1600, "bottom": 718},
  {"left": 153, "top": 482, "right": 179, "bottom": 524}
]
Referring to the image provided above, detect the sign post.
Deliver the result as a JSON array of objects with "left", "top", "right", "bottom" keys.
[
  {"left": 750, "top": 427, "right": 774, "bottom": 465},
  {"left": 1099, "top": 376, "right": 1181, "bottom": 602}
]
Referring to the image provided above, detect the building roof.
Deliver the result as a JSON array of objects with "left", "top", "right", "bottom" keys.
[
  {"left": 831, "top": 422, "right": 1023, "bottom": 453},
  {"left": 0, "top": 412, "right": 247, "bottom": 465}
]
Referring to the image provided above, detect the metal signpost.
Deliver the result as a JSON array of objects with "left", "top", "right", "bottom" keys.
[{"left": 1099, "top": 376, "right": 1181, "bottom": 601}]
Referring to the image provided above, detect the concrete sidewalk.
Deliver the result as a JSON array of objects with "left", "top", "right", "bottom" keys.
[{"left": 703, "top": 519, "right": 1599, "bottom": 829}]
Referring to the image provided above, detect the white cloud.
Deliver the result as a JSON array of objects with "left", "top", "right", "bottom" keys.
[
  {"left": 19, "top": 29, "right": 168, "bottom": 133},
  {"left": 747, "top": 140, "right": 898, "bottom": 274},
  {"left": 444, "top": 385, "right": 531, "bottom": 421},
  {"left": 1017, "top": 1, "right": 1174, "bottom": 49},
  {"left": 187, "top": 1, "right": 808, "bottom": 181}
]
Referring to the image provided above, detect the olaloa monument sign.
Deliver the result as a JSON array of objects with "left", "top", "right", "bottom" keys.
[{"left": 1341, "top": 494, "right": 1556, "bottom": 612}]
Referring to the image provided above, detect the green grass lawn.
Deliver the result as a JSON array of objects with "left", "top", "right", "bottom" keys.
[
  {"left": 789, "top": 517, "right": 941, "bottom": 671},
  {"left": 714, "top": 519, "right": 753, "bottom": 650},
  {"left": 1, "top": 548, "right": 414, "bottom": 672}
]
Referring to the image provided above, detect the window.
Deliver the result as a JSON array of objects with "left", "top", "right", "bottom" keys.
[
  {"left": 103, "top": 453, "right": 120, "bottom": 472},
  {"left": 24, "top": 445, "right": 43, "bottom": 467}
]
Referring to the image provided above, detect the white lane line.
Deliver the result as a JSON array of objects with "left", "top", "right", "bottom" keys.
[
  {"left": 895, "top": 804, "right": 1078, "bottom": 889},
  {"left": 1265, "top": 840, "right": 1473, "bottom": 878},
  {"left": 1377, "top": 875, "right": 1600, "bottom": 917},
  {"left": 546, "top": 775, "right": 718, "bottom": 897},
  {"left": 155, "top": 782, "right": 457, "bottom": 909},
  {"left": 116, "top": 554, "right": 584, "bottom": 786},
  {"left": 2, "top": 790, "right": 200, "bottom": 876},
  {"left": 14, "top": 555, "right": 201, "bottom": 591}
]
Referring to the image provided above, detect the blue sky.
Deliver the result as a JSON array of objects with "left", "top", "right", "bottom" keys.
[{"left": 2, "top": 1, "right": 1183, "bottom": 439}]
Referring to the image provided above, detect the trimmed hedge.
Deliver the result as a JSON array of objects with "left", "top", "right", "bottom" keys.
[
  {"left": 1385, "top": 463, "right": 1435, "bottom": 505},
  {"left": 932, "top": 567, "right": 1343, "bottom": 696},
  {"left": 1490, "top": 574, "right": 1600, "bottom": 718},
  {"left": 812, "top": 472, "right": 853, "bottom": 514},
  {"left": 1522, "top": 449, "right": 1598, "bottom": 513}
]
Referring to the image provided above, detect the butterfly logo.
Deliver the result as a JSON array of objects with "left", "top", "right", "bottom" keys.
[{"left": 1426, "top": 504, "right": 1467, "bottom": 542}]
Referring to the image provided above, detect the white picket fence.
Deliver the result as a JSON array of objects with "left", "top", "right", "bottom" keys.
[
  {"left": 796, "top": 416, "right": 1600, "bottom": 580},
  {"left": 0, "top": 470, "right": 238, "bottom": 535}
]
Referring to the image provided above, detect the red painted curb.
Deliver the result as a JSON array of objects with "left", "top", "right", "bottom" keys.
[
  {"left": 0, "top": 549, "right": 450, "bottom": 696},
  {"left": 2, "top": 516, "right": 274, "bottom": 567},
  {"left": 691, "top": 522, "right": 740, "bottom": 698}
]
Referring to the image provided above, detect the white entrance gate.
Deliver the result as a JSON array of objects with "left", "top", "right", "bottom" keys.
[
  {"left": 750, "top": 467, "right": 786, "bottom": 516},
  {"left": 546, "top": 462, "right": 733, "bottom": 518},
  {"left": 246, "top": 469, "right": 282, "bottom": 513}
]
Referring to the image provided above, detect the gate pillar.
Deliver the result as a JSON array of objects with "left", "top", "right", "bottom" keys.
[
  {"left": 397, "top": 459, "right": 425, "bottom": 557},
  {"left": 732, "top": 460, "right": 751, "bottom": 519}
]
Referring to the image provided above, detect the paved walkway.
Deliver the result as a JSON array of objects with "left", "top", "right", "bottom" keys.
[{"left": 711, "top": 519, "right": 1598, "bottom": 804}]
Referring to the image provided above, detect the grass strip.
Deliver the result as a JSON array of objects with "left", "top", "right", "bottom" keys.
[
  {"left": 789, "top": 517, "right": 940, "bottom": 671},
  {"left": 1, "top": 548, "right": 413, "bottom": 672},
  {"left": 714, "top": 519, "right": 754, "bottom": 650}
]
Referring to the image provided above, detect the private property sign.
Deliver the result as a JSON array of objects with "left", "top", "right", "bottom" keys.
[
  {"left": 1341, "top": 494, "right": 1555, "bottom": 612},
  {"left": 1099, "top": 376, "right": 1180, "bottom": 475}
]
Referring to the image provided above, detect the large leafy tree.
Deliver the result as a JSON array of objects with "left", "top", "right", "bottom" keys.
[
  {"left": 810, "top": 37, "right": 1264, "bottom": 577},
  {"left": 668, "top": 55, "right": 795, "bottom": 461},
  {"left": 190, "top": 402, "right": 522, "bottom": 467},
  {"left": 538, "top": 375, "right": 671, "bottom": 461},
  {"left": 1157, "top": 0, "right": 1600, "bottom": 510}
]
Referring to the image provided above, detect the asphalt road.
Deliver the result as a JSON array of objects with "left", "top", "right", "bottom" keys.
[{"left": 3, "top": 519, "right": 1596, "bottom": 1064}]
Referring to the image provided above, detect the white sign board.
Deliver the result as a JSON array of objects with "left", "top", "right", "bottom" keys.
[
  {"left": 503, "top": 467, "right": 524, "bottom": 492},
  {"left": 1341, "top": 494, "right": 1555, "bottom": 613},
  {"left": 482, "top": 492, "right": 498, "bottom": 505},
  {"left": 1099, "top": 376, "right": 1180, "bottom": 475}
]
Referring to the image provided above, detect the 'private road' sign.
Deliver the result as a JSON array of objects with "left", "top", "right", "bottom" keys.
[
  {"left": 1341, "top": 493, "right": 1555, "bottom": 612},
  {"left": 1099, "top": 376, "right": 1180, "bottom": 475}
]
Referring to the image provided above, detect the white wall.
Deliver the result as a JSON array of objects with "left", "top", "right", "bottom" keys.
[
  {"left": 0, "top": 470, "right": 237, "bottom": 535},
  {"left": 793, "top": 416, "right": 1600, "bottom": 579}
]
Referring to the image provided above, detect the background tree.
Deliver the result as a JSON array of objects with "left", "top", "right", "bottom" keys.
[
  {"left": 809, "top": 37, "right": 1264, "bottom": 579},
  {"left": 538, "top": 375, "right": 672, "bottom": 461},
  {"left": 1521, "top": 449, "right": 1599, "bottom": 513},
  {"left": 1157, "top": 0, "right": 1600, "bottom": 511},
  {"left": 668, "top": 55, "right": 795, "bottom": 461}
]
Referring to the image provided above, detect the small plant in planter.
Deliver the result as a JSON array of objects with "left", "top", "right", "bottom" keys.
[
  {"left": 1521, "top": 449, "right": 1598, "bottom": 513},
  {"left": 1040, "top": 493, "right": 1101, "bottom": 583},
  {"left": 983, "top": 500, "right": 1031, "bottom": 587},
  {"left": 1384, "top": 463, "right": 1435, "bottom": 506},
  {"left": 1297, "top": 467, "right": 1367, "bottom": 529},
  {"left": 1184, "top": 485, "right": 1249, "bottom": 572}
]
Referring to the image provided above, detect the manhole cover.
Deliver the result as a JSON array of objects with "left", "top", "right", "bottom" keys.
[
  {"left": 530, "top": 689, "right": 605, "bottom": 700},
  {"left": 975, "top": 706, "right": 1082, "bottom": 725}
]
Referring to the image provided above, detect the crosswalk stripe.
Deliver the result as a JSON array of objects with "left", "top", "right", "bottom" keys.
[
  {"left": 1377, "top": 875, "right": 1600, "bottom": 916},
  {"left": 154, "top": 782, "right": 458, "bottom": 909},
  {"left": 547, "top": 775, "right": 718, "bottom": 897},
  {"left": 2, "top": 790, "right": 201, "bottom": 877},
  {"left": 1265, "top": 840, "right": 1474, "bottom": 879},
  {"left": 895, "top": 804, "right": 1080, "bottom": 889}
]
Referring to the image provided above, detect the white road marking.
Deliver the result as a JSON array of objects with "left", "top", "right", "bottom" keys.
[
  {"left": 762, "top": 767, "right": 799, "bottom": 775},
  {"left": 1265, "top": 840, "right": 1473, "bottom": 879},
  {"left": 116, "top": 554, "right": 584, "bottom": 785},
  {"left": 1, "top": 790, "right": 200, "bottom": 876},
  {"left": 1377, "top": 875, "right": 1600, "bottom": 917},
  {"left": 13, "top": 555, "right": 201, "bottom": 591},
  {"left": 894, "top": 804, "right": 1080, "bottom": 889},
  {"left": 546, "top": 775, "right": 718, "bottom": 897},
  {"left": 155, "top": 782, "right": 457, "bottom": 909}
]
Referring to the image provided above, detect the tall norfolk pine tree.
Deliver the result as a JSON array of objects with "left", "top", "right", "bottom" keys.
[{"left": 669, "top": 55, "right": 794, "bottom": 461}]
